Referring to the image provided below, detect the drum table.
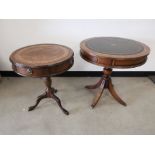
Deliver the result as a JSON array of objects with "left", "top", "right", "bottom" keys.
[
  {"left": 10, "top": 44, "right": 74, "bottom": 115},
  {"left": 80, "top": 37, "right": 150, "bottom": 108}
]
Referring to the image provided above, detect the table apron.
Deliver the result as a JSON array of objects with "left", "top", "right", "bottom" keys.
[
  {"left": 80, "top": 50, "right": 147, "bottom": 68},
  {"left": 12, "top": 58, "right": 74, "bottom": 77}
]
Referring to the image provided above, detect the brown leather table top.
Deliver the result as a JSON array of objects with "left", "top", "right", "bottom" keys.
[{"left": 10, "top": 44, "right": 74, "bottom": 68}]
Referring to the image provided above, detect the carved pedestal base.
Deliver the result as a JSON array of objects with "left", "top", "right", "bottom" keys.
[
  {"left": 85, "top": 68, "right": 127, "bottom": 108},
  {"left": 28, "top": 77, "right": 69, "bottom": 115}
]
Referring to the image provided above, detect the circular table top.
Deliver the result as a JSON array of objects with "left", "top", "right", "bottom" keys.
[
  {"left": 80, "top": 37, "right": 150, "bottom": 58},
  {"left": 84, "top": 37, "right": 144, "bottom": 55},
  {"left": 10, "top": 44, "right": 74, "bottom": 68},
  {"left": 80, "top": 37, "right": 150, "bottom": 68}
]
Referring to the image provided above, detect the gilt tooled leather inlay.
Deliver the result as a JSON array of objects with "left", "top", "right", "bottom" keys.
[{"left": 11, "top": 44, "right": 73, "bottom": 67}]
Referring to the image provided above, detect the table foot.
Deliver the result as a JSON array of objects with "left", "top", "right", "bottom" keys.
[
  {"left": 28, "top": 77, "right": 69, "bottom": 115},
  {"left": 51, "top": 93, "right": 69, "bottom": 115},
  {"left": 86, "top": 68, "right": 127, "bottom": 108},
  {"left": 91, "top": 81, "right": 105, "bottom": 108},
  {"left": 28, "top": 93, "right": 47, "bottom": 111},
  {"left": 108, "top": 79, "right": 127, "bottom": 106}
]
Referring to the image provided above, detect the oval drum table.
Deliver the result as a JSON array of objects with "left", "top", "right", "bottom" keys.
[
  {"left": 10, "top": 44, "right": 74, "bottom": 115},
  {"left": 80, "top": 37, "right": 150, "bottom": 108}
]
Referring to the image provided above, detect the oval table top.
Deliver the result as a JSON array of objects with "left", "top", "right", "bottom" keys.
[
  {"left": 80, "top": 37, "right": 150, "bottom": 68},
  {"left": 10, "top": 44, "right": 74, "bottom": 68}
]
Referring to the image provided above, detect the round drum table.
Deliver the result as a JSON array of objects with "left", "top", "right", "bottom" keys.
[
  {"left": 80, "top": 37, "right": 150, "bottom": 108},
  {"left": 10, "top": 44, "right": 74, "bottom": 115}
]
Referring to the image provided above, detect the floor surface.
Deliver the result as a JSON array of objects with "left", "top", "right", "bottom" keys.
[{"left": 0, "top": 77, "right": 155, "bottom": 135}]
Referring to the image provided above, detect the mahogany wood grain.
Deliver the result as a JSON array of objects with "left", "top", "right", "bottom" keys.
[
  {"left": 10, "top": 44, "right": 74, "bottom": 77},
  {"left": 10, "top": 44, "right": 74, "bottom": 115},
  {"left": 28, "top": 77, "right": 69, "bottom": 115},
  {"left": 80, "top": 37, "right": 150, "bottom": 108}
]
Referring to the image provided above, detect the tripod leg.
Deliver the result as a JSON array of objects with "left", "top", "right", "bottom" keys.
[
  {"left": 51, "top": 94, "right": 69, "bottom": 115},
  {"left": 28, "top": 93, "right": 47, "bottom": 111},
  {"left": 91, "top": 80, "right": 105, "bottom": 108},
  {"left": 85, "top": 77, "right": 104, "bottom": 89},
  {"left": 108, "top": 79, "right": 127, "bottom": 106}
]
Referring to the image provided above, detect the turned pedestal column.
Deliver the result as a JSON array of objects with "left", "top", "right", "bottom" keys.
[
  {"left": 10, "top": 44, "right": 74, "bottom": 115},
  {"left": 80, "top": 37, "right": 150, "bottom": 108}
]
